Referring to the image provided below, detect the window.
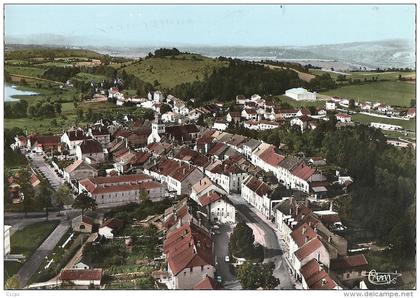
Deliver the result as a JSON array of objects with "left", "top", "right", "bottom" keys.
[{"left": 346, "top": 273, "right": 350, "bottom": 279}]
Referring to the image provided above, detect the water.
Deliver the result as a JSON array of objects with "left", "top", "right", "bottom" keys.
[{"left": 5, "top": 85, "right": 39, "bottom": 101}]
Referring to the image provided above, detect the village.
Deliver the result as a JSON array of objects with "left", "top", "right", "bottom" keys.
[{"left": 6, "top": 84, "right": 409, "bottom": 290}]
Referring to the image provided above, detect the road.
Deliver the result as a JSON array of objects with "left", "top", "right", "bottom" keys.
[
  {"left": 213, "top": 224, "right": 241, "bottom": 289},
  {"left": 229, "top": 194, "right": 296, "bottom": 289},
  {"left": 30, "top": 154, "right": 64, "bottom": 191},
  {"left": 17, "top": 220, "right": 70, "bottom": 288}
]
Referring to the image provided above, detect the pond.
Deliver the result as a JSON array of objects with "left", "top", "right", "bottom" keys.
[{"left": 5, "top": 85, "right": 39, "bottom": 102}]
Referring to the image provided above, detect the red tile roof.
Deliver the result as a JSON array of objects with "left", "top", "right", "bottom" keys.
[
  {"left": 90, "top": 174, "right": 152, "bottom": 185},
  {"left": 294, "top": 237, "right": 323, "bottom": 261},
  {"left": 300, "top": 259, "right": 337, "bottom": 290},
  {"left": 259, "top": 146, "right": 285, "bottom": 166},
  {"left": 290, "top": 223, "right": 318, "bottom": 247},
  {"left": 199, "top": 192, "right": 222, "bottom": 207},
  {"left": 193, "top": 276, "right": 220, "bottom": 290},
  {"left": 90, "top": 181, "right": 161, "bottom": 195},
  {"left": 164, "top": 222, "right": 213, "bottom": 275},
  {"left": 169, "top": 164, "right": 197, "bottom": 182},
  {"left": 292, "top": 163, "right": 316, "bottom": 181},
  {"left": 330, "top": 254, "right": 368, "bottom": 272},
  {"left": 101, "top": 218, "right": 123, "bottom": 229},
  {"left": 60, "top": 269, "right": 103, "bottom": 281},
  {"left": 79, "top": 139, "right": 103, "bottom": 154},
  {"left": 244, "top": 176, "right": 272, "bottom": 197}
]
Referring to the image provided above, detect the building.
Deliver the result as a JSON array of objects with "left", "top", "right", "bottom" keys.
[
  {"left": 72, "top": 215, "right": 94, "bottom": 233},
  {"left": 99, "top": 218, "right": 123, "bottom": 239},
  {"left": 213, "top": 119, "right": 228, "bottom": 131},
  {"left": 330, "top": 254, "right": 369, "bottom": 287},
  {"left": 64, "top": 160, "right": 98, "bottom": 183},
  {"left": 300, "top": 259, "right": 339, "bottom": 290},
  {"left": 326, "top": 100, "right": 336, "bottom": 111},
  {"left": 59, "top": 269, "right": 103, "bottom": 287},
  {"left": 75, "top": 139, "right": 106, "bottom": 164},
  {"left": 285, "top": 88, "right": 316, "bottom": 101},
  {"left": 336, "top": 113, "right": 352, "bottom": 123},
  {"left": 370, "top": 122, "right": 402, "bottom": 131},
  {"left": 406, "top": 107, "right": 416, "bottom": 118},
  {"left": 4, "top": 225, "right": 11, "bottom": 256},
  {"left": 190, "top": 177, "right": 225, "bottom": 201},
  {"left": 79, "top": 174, "right": 163, "bottom": 204},
  {"left": 61, "top": 129, "right": 90, "bottom": 153},
  {"left": 27, "top": 135, "right": 61, "bottom": 153},
  {"left": 163, "top": 222, "right": 215, "bottom": 289},
  {"left": 167, "top": 164, "right": 204, "bottom": 195},
  {"left": 226, "top": 111, "right": 241, "bottom": 124},
  {"left": 147, "top": 114, "right": 165, "bottom": 144},
  {"left": 87, "top": 126, "right": 111, "bottom": 146},
  {"left": 198, "top": 191, "right": 236, "bottom": 224},
  {"left": 205, "top": 160, "right": 247, "bottom": 194}
]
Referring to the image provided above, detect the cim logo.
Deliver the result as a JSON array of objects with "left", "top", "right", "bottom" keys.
[{"left": 363, "top": 270, "right": 402, "bottom": 286}]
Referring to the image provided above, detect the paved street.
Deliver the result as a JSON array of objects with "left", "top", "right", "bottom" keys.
[
  {"left": 30, "top": 154, "right": 64, "bottom": 191},
  {"left": 17, "top": 220, "right": 70, "bottom": 288},
  {"left": 213, "top": 224, "right": 242, "bottom": 289},
  {"left": 229, "top": 194, "right": 296, "bottom": 289}
]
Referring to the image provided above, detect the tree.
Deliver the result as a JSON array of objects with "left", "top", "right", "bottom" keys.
[
  {"left": 349, "top": 99, "right": 355, "bottom": 110},
  {"left": 36, "top": 182, "right": 53, "bottom": 219},
  {"left": 237, "top": 262, "right": 279, "bottom": 289},
  {"left": 56, "top": 185, "right": 73, "bottom": 208},
  {"left": 228, "top": 222, "right": 262, "bottom": 260},
  {"left": 139, "top": 189, "right": 149, "bottom": 202},
  {"left": 72, "top": 191, "right": 97, "bottom": 216},
  {"left": 54, "top": 102, "right": 62, "bottom": 115}
]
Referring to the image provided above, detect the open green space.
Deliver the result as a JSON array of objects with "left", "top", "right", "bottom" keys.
[
  {"left": 5, "top": 65, "right": 46, "bottom": 78},
  {"left": 322, "top": 81, "right": 415, "bottom": 107},
  {"left": 309, "top": 69, "right": 416, "bottom": 81},
  {"left": 4, "top": 221, "right": 60, "bottom": 278},
  {"left": 352, "top": 113, "right": 415, "bottom": 131},
  {"left": 72, "top": 72, "right": 107, "bottom": 83},
  {"left": 120, "top": 54, "right": 228, "bottom": 89}
]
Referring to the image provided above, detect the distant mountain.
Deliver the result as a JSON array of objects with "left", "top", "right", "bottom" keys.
[{"left": 5, "top": 35, "right": 414, "bottom": 70}]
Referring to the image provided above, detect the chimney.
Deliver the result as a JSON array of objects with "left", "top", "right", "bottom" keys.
[
  {"left": 321, "top": 278, "right": 327, "bottom": 286},
  {"left": 302, "top": 227, "right": 307, "bottom": 235},
  {"left": 304, "top": 236, "right": 309, "bottom": 243}
]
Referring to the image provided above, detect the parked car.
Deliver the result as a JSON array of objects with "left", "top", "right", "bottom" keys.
[{"left": 225, "top": 256, "right": 230, "bottom": 262}]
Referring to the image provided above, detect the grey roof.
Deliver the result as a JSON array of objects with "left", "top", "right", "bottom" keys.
[
  {"left": 270, "top": 185, "right": 294, "bottom": 201},
  {"left": 279, "top": 156, "right": 302, "bottom": 171},
  {"left": 275, "top": 198, "right": 295, "bottom": 215},
  {"left": 240, "top": 138, "right": 262, "bottom": 150}
]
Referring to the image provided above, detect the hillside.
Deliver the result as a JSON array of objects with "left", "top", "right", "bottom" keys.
[
  {"left": 5, "top": 47, "right": 104, "bottom": 60},
  {"left": 118, "top": 54, "right": 228, "bottom": 89}
]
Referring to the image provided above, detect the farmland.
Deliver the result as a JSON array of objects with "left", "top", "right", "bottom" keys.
[
  {"left": 322, "top": 81, "right": 415, "bottom": 107},
  {"left": 119, "top": 54, "right": 228, "bottom": 89}
]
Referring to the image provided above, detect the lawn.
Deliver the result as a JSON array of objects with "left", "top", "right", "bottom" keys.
[
  {"left": 4, "top": 115, "right": 81, "bottom": 135},
  {"left": 11, "top": 221, "right": 60, "bottom": 257},
  {"left": 352, "top": 113, "right": 416, "bottom": 131},
  {"left": 120, "top": 54, "right": 228, "bottom": 89},
  {"left": 4, "top": 221, "right": 60, "bottom": 278},
  {"left": 322, "top": 81, "right": 415, "bottom": 107}
]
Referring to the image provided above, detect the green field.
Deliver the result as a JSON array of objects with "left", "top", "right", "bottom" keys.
[
  {"left": 120, "top": 54, "right": 228, "bottom": 89},
  {"left": 309, "top": 69, "right": 416, "bottom": 81},
  {"left": 73, "top": 72, "right": 107, "bottom": 83},
  {"left": 5, "top": 221, "right": 60, "bottom": 278},
  {"left": 322, "top": 81, "right": 415, "bottom": 107},
  {"left": 352, "top": 113, "right": 415, "bottom": 131},
  {"left": 5, "top": 65, "right": 46, "bottom": 78},
  {"left": 5, "top": 48, "right": 103, "bottom": 60}
]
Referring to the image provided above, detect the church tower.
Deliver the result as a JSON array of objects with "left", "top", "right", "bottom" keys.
[{"left": 147, "top": 114, "right": 165, "bottom": 144}]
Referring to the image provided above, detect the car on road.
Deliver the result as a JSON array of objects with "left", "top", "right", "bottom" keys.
[
  {"left": 216, "top": 275, "right": 222, "bottom": 283},
  {"left": 225, "top": 256, "right": 230, "bottom": 262}
]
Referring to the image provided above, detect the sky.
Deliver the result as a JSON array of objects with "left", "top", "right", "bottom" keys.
[{"left": 5, "top": 4, "right": 416, "bottom": 47}]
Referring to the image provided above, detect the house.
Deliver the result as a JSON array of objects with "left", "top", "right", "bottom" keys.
[
  {"left": 167, "top": 164, "right": 204, "bottom": 195},
  {"left": 226, "top": 111, "right": 241, "bottom": 123},
  {"left": 64, "top": 160, "right": 98, "bottom": 183},
  {"left": 241, "top": 108, "right": 258, "bottom": 120},
  {"left": 279, "top": 109, "right": 299, "bottom": 119},
  {"left": 27, "top": 135, "right": 61, "bottom": 153},
  {"left": 162, "top": 112, "right": 177, "bottom": 123},
  {"left": 99, "top": 218, "right": 123, "bottom": 239},
  {"left": 330, "top": 254, "right": 369, "bottom": 287},
  {"left": 163, "top": 222, "right": 215, "bottom": 289},
  {"left": 113, "top": 150, "right": 151, "bottom": 174},
  {"left": 87, "top": 126, "right": 111, "bottom": 146},
  {"left": 205, "top": 159, "right": 248, "bottom": 194},
  {"left": 290, "top": 115, "right": 312, "bottom": 132},
  {"left": 61, "top": 129, "right": 90, "bottom": 153},
  {"left": 406, "top": 107, "right": 416, "bottom": 118},
  {"left": 236, "top": 95, "right": 247, "bottom": 105},
  {"left": 213, "top": 119, "right": 228, "bottom": 131},
  {"left": 308, "top": 157, "right": 327, "bottom": 167},
  {"left": 360, "top": 103, "right": 372, "bottom": 112},
  {"left": 79, "top": 174, "right": 163, "bottom": 204},
  {"left": 370, "top": 122, "right": 402, "bottom": 131},
  {"left": 336, "top": 113, "right": 352, "bottom": 123},
  {"left": 285, "top": 88, "right": 316, "bottom": 101},
  {"left": 242, "top": 176, "right": 292, "bottom": 219},
  {"left": 73, "top": 256, "right": 93, "bottom": 270},
  {"left": 173, "top": 99, "right": 189, "bottom": 116},
  {"left": 377, "top": 104, "right": 393, "bottom": 114},
  {"left": 326, "top": 100, "right": 336, "bottom": 110},
  {"left": 72, "top": 215, "right": 94, "bottom": 233},
  {"left": 300, "top": 259, "right": 339, "bottom": 290},
  {"left": 59, "top": 269, "right": 103, "bottom": 287},
  {"left": 198, "top": 191, "right": 236, "bottom": 224},
  {"left": 190, "top": 177, "right": 226, "bottom": 201},
  {"left": 31, "top": 174, "right": 41, "bottom": 188},
  {"left": 165, "top": 124, "right": 200, "bottom": 145},
  {"left": 240, "top": 139, "right": 261, "bottom": 160},
  {"left": 76, "top": 139, "right": 106, "bottom": 164}
]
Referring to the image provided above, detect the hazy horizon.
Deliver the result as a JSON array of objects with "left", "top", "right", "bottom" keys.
[{"left": 5, "top": 4, "right": 416, "bottom": 48}]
